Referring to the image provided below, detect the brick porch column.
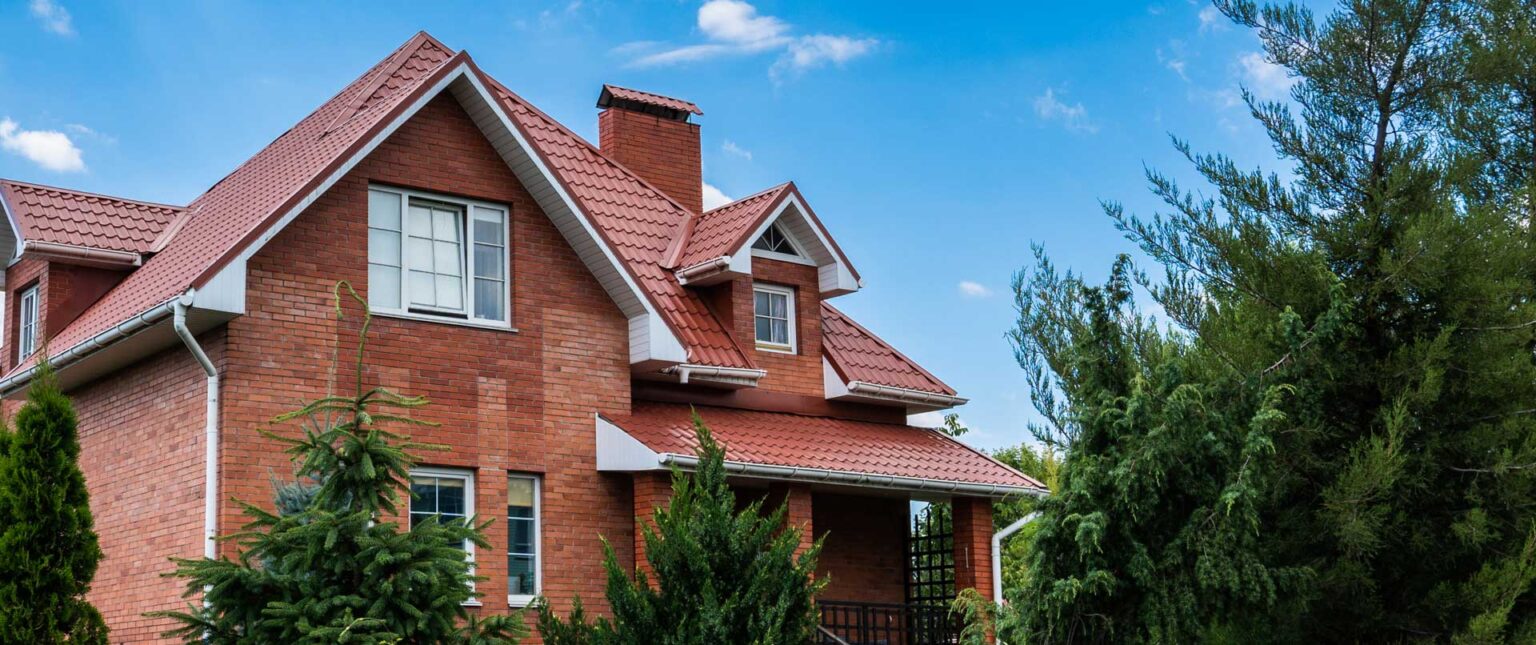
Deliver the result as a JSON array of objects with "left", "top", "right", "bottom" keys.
[
  {"left": 767, "top": 482, "right": 814, "bottom": 557},
  {"left": 632, "top": 471, "right": 672, "bottom": 580},
  {"left": 952, "top": 496, "right": 995, "bottom": 600}
]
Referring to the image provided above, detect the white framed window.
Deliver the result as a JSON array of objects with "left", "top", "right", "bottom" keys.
[
  {"left": 753, "top": 283, "right": 796, "bottom": 353},
  {"left": 506, "top": 474, "right": 541, "bottom": 607},
  {"left": 409, "top": 467, "right": 476, "bottom": 553},
  {"left": 17, "top": 285, "right": 38, "bottom": 359},
  {"left": 369, "top": 186, "right": 510, "bottom": 328}
]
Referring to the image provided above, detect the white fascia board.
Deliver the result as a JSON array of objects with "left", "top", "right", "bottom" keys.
[
  {"left": 0, "top": 191, "right": 22, "bottom": 266},
  {"left": 595, "top": 414, "right": 664, "bottom": 471}
]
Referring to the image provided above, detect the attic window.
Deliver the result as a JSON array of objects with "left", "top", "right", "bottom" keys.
[
  {"left": 751, "top": 223, "right": 800, "bottom": 257},
  {"left": 368, "top": 186, "right": 510, "bottom": 328}
]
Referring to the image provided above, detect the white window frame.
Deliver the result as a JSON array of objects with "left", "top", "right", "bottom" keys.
[
  {"left": 17, "top": 284, "right": 38, "bottom": 359},
  {"left": 506, "top": 473, "right": 542, "bottom": 608},
  {"left": 368, "top": 185, "right": 513, "bottom": 331},
  {"left": 408, "top": 466, "right": 479, "bottom": 603},
  {"left": 750, "top": 221, "right": 814, "bottom": 266},
  {"left": 752, "top": 283, "right": 797, "bottom": 354}
]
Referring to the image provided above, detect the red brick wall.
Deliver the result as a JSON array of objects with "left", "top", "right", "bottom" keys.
[
  {"left": 27, "top": 336, "right": 219, "bottom": 642},
  {"left": 952, "top": 497, "right": 994, "bottom": 600},
  {"left": 215, "top": 93, "right": 635, "bottom": 636},
  {"left": 714, "top": 257, "right": 825, "bottom": 398},
  {"left": 5, "top": 257, "right": 45, "bottom": 370},
  {"left": 814, "top": 493, "right": 908, "bottom": 604},
  {"left": 598, "top": 108, "right": 702, "bottom": 215}
]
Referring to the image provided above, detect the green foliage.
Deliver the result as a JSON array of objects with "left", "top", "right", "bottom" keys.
[
  {"left": 537, "top": 414, "right": 825, "bottom": 644},
  {"left": 1000, "top": 0, "right": 1536, "bottom": 641},
  {"left": 150, "top": 282, "right": 525, "bottom": 644},
  {"left": 0, "top": 361, "right": 110, "bottom": 644},
  {"left": 989, "top": 442, "right": 1060, "bottom": 595}
]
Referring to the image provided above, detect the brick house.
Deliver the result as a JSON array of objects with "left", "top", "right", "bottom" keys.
[{"left": 0, "top": 33, "right": 1045, "bottom": 643}]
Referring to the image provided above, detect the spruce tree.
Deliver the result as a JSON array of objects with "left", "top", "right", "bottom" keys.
[
  {"left": 1008, "top": 0, "right": 1536, "bottom": 641},
  {"left": 152, "top": 283, "right": 526, "bottom": 644},
  {"left": 0, "top": 362, "right": 110, "bottom": 644},
  {"left": 536, "top": 415, "right": 824, "bottom": 644}
]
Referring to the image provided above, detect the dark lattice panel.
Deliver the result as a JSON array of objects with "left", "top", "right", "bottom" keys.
[{"left": 906, "top": 505, "right": 955, "bottom": 608}]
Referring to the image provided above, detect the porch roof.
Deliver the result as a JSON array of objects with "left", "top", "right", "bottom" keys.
[{"left": 599, "top": 402, "right": 1046, "bottom": 498}]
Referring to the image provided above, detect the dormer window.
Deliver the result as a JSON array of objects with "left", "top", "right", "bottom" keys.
[
  {"left": 751, "top": 222, "right": 801, "bottom": 257},
  {"left": 753, "top": 283, "right": 796, "bottom": 353}
]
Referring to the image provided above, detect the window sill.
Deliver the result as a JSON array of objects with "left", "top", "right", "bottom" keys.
[
  {"left": 508, "top": 594, "right": 537, "bottom": 608},
  {"left": 374, "top": 309, "right": 518, "bottom": 333},
  {"left": 462, "top": 599, "right": 483, "bottom": 608},
  {"left": 756, "top": 343, "right": 796, "bottom": 355}
]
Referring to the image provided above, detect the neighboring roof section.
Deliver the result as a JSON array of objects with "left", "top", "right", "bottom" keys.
[
  {"left": 673, "top": 182, "right": 789, "bottom": 269},
  {"left": 822, "top": 303, "right": 956, "bottom": 396},
  {"left": 0, "top": 179, "right": 186, "bottom": 255},
  {"left": 602, "top": 402, "right": 1044, "bottom": 496},
  {"left": 597, "top": 85, "right": 703, "bottom": 120}
]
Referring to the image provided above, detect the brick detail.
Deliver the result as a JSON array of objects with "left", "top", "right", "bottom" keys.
[
  {"left": 632, "top": 471, "right": 671, "bottom": 580},
  {"left": 952, "top": 497, "right": 994, "bottom": 599},
  {"left": 706, "top": 257, "right": 825, "bottom": 397},
  {"left": 813, "top": 494, "right": 908, "bottom": 604},
  {"left": 767, "top": 482, "right": 814, "bottom": 558},
  {"left": 597, "top": 108, "right": 702, "bottom": 215}
]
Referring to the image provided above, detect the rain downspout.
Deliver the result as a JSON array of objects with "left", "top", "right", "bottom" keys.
[
  {"left": 172, "top": 293, "right": 219, "bottom": 562},
  {"left": 992, "top": 512, "right": 1038, "bottom": 605}
]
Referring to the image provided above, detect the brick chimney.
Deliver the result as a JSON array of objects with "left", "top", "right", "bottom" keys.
[{"left": 597, "top": 85, "right": 704, "bottom": 214}]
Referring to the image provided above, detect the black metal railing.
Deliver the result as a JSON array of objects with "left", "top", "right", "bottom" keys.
[{"left": 816, "top": 600, "right": 960, "bottom": 645}]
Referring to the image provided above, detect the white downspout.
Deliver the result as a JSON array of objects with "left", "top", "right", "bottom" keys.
[
  {"left": 992, "top": 512, "right": 1038, "bottom": 605},
  {"left": 172, "top": 293, "right": 219, "bottom": 562}
]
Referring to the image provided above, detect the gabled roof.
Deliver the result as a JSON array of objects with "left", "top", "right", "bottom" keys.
[
  {"left": 1, "top": 31, "right": 757, "bottom": 379},
  {"left": 672, "top": 182, "right": 789, "bottom": 269},
  {"left": 597, "top": 84, "right": 703, "bottom": 116},
  {"left": 0, "top": 179, "right": 185, "bottom": 255},
  {"left": 605, "top": 402, "right": 1044, "bottom": 495},
  {"left": 822, "top": 302, "right": 956, "bottom": 396}
]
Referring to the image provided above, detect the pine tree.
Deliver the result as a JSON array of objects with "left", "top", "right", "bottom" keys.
[
  {"left": 0, "top": 362, "right": 110, "bottom": 644},
  {"left": 536, "top": 415, "right": 825, "bottom": 644},
  {"left": 1006, "top": 0, "right": 1536, "bottom": 641},
  {"left": 151, "top": 283, "right": 526, "bottom": 644}
]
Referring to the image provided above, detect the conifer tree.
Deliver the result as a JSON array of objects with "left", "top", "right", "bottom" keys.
[
  {"left": 1007, "top": 0, "right": 1536, "bottom": 641},
  {"left": 536, "top": 415, "right": 824, "bottom": 644},
  {"left": 153, "top": 283, "right": 525, "bottom": 644},
  {"left": 0, "top": 361, "right": 110, "bottom": 644}
]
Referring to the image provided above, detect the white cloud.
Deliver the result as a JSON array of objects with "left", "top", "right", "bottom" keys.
[
  {"left": 1198, "top": 5, "right": 1226, "bottom": 32},
  {"left": 1033, "top": 89, "right": 1099, "bottom": 134},
  {"left": 1157, "top": 45, "right": 1188, "bottom": 81},
  {"left": 0, "top": 118, "right": 85, "bottom": 172},
  {"left": 958, "top": 281, "right": 993, "bottom": 298},
  {"left": 1240, "top": 51, "right": 1295, "bottom": 100},
  {"left": 721, "top": 140, "right": 752, "bottom": 160},
  {"left": 624, "top": 0, "right": 877, "bottom": 78},
  {"left": 702, "top": 182, "right": 732, "bottom": 210},
  {"left": 29, "top": 0, "right": 73, "bottom": 36}
]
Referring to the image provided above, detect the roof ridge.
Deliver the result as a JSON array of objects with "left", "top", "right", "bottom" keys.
[
  {"left": 0, "top": 178, "right": 186, "bottom": 211},
  {"left": 323, "top": 31, "right": 451, "bottom": 135},
  {"left": 821, "top": 302, "right": 956, "bottom": 395}
]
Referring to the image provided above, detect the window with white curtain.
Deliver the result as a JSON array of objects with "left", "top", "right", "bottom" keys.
[
  {"left": 368, "top": 186, "right": 509, "bottom": 327},
  {"left": 753, "top": 283, "right": 795, "bottom": 353},
  {"left": 17, "top": 285, "right": 38, "bottom": 359}
]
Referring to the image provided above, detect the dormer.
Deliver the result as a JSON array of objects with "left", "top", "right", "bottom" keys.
[{"left": 669, "top": 182, "right": 860, "bottom": 296}]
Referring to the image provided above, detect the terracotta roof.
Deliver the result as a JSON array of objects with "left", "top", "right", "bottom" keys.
[
  {"left": 598, "top": 85, "right": 703, "bottom": 116},
  {"left": 822, "top": 303, "right": 956, "bottom": 395},
  {"left": 9, "top": 32, "right": 461, "bottom": 373},
  {"left": 0, "top": 180, "right": 185, "bottom": 254},
  {"left": 488, "top": 78, "right": 752, "bottom": 369},
  {"left": 612, "top": 401, "right": 1043, "bottom": 490},
  {"left": 673, "top": 182, "right": 789, "bottom": 269}
]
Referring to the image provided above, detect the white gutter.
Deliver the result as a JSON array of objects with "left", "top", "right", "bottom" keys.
[
  {"left": 172, "top": 294, "right": 220, "bottom": 562},
  {"left": 846, "top": 380, "right": 969, "bottom": 408},
  {"left": 992, "top": 512, "right": 1039, "bottom": 605},
  {"left": 673, "top": 255, "right": 731, "bottom": 284},
  {"left": 662, "top": 454, "right": 1046, "bottom": 499},
  {"left": 22, "top": 240, "right": 142, "bottom": 268},
  {"left": 0, "top": 296, "right": 182, "bottom": 395},
  {"left": 663, "top": 363, "right": 766, "bottom": 385}
]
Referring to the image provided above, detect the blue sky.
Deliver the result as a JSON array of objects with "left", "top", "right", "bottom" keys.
[{"left": 0, "top": 0, "right": 1291, "bottom": 452}]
